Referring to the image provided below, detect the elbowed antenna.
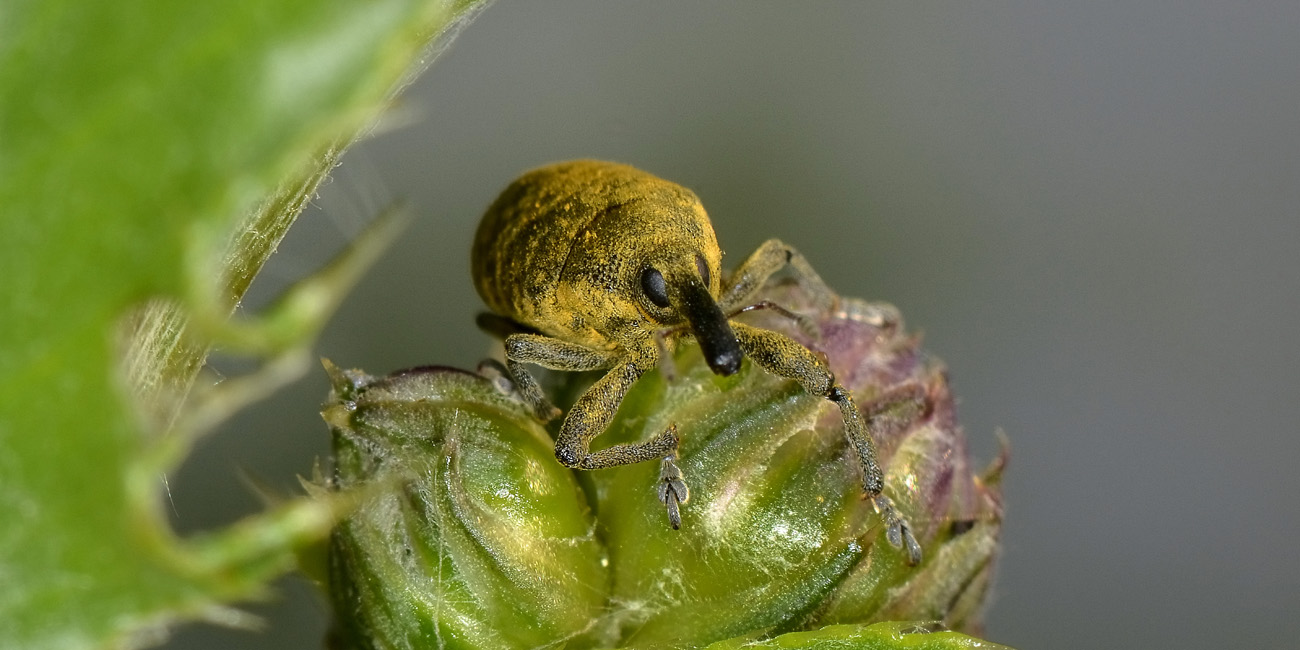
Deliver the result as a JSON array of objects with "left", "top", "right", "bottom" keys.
[{"left": 674, "top": 275, "right": 742, "bottom": 376}]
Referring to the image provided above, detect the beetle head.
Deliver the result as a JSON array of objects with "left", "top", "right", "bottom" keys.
[
  {"left": 554, "top": 166, "right": 740, "bottom": 376},
  {"left": 612, "top": 203, "right": 739, "bottom": 377}
]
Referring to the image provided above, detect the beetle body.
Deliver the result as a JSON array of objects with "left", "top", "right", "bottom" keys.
[
  {"left": 473, "top": 162, "right": 724, "bottom": 354},
  {"left": 472, "top": 160, "right": 921, "bottom": 565}
]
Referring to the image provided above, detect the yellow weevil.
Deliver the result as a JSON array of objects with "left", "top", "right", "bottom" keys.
[{"left": 472, "top": 160, "right": 921, "bottom": 565}]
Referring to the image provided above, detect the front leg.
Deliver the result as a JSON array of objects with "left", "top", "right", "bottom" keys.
[
  {"left": 552, "top": 348, "right": 688, "bottom": 528},
  {"left": 503, "top": 333, "right": 617, "bottom": 422},
  {"left": 718, "top": 238, "right": 836, "bottom": 314},
  {"left": 732, "top": 322, "right": 922, "bottom": 565}
]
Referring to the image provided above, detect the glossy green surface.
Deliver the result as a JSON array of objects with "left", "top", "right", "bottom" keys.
[
  {"left": 596, "top": 360, "right": 868, "bottom": 646},
  {"left": 704, "top": 622, "right": 1013, "bottom": 650},
  {"left": 326, "top": 364, "right": 609, "bottom": 650}
]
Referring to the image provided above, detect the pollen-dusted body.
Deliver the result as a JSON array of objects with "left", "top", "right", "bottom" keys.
[
  {"left": 474, "top": 163, "right": 722, "bottom": 352},
  {"left": 472, "top": 160, "right": 921, "bottom": 565}
]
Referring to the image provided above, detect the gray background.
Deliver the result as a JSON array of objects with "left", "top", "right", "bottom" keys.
[{"left": 166, "top": 2, "right": 1300, "bottom": 649}]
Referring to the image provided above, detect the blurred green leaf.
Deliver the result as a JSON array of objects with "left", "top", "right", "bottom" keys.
[{"left": 0, "top": 0, "right": 482, "bottom": 647}]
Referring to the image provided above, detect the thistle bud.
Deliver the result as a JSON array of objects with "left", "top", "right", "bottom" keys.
[
  {"left": 322, "top": 362, "right": 609, "bottom": 650},
  {"left": 586, "top": 282, "right": 1004, "bottom": 646},
  {"left": 322, "top": 279, "right": 1005, "bottom": 649}
]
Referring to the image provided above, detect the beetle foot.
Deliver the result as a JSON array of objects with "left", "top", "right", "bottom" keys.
[
  {"left": 476, "top": 359, "right": 516, "bottom": 396},
  {"left": 535, "top": 402, "right": 562, "bottom": 423},
  {"left": 872, "top": 494, "right": 922, "bottom": 566},
  {"left": 657, "top": 455, "right": 690, "bottom": 530},
  {"left": 652, "top": 327, "right": 680, "bottom": 383},
  {"left": 476, "top": 359, "right": 562, "bottom": 421}
]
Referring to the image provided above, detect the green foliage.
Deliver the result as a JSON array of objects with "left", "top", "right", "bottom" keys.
[{"left": 0, "top": 0, "right": 482, "bottom": 647}]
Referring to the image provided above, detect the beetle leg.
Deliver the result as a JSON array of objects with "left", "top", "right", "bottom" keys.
[
  {"left": 657, "top": 440, "right": 689, "bottom": 530},
  {"left": 718, "top": 239, "right": 836, "bottom": 314},
  {"left": 553, "top": 352, "right": 688, "bottom": 528},
  {"left": 553, "top": 353, "right": 672, "bottom": 468},
  {"left": 732, "top": 322, "right": 922, "bottom": 565},
  {"left": 475, "top": 359, "right": 518, "bottom": 398},
  {"left": 475, "top": 312, "right": 540, "bottom": 339},
  {"left": 830, "top": 388, "right": 924, "bottom": 566},
  {"left": 503, "top": 333, "right": 617, "bottom": 422},
  {"left": 652, "top": 326, "right": 681, "bottom": 382},
  {"left": 727, "top": 299, "right": 820, "bottom": 340}
]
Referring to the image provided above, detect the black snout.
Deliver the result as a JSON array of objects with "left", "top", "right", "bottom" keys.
[{"left": 676, "top": 276, "right": 742, "bottom": 375}]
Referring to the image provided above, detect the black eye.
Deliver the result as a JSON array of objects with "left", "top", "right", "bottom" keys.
[
  {"left": 641, "top": 267, "right": 670, "bottom": 308},
  {"left": 695, "top": 253, "right": 711, "bottom": 288}
]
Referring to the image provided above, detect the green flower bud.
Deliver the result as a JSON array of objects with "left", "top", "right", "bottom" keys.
[
  {"left": 322, "top": 362, "right": 609, "bottom": 650},
  {"left": 322, "top": 280, "right": 1005, "bottom": 649}
]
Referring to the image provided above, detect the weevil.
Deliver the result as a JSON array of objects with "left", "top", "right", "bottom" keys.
[{"left": 471, "top": 160, "right": 921, "bottom": 565}]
